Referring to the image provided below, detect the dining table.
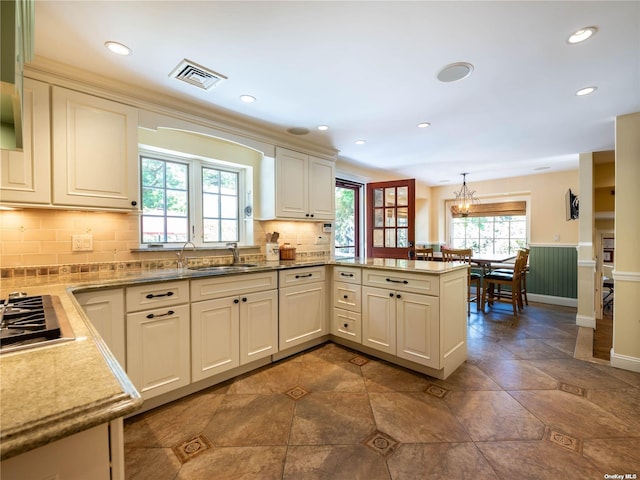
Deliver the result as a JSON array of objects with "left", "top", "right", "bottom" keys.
[{"left": 416, "top": 249, "right": 516, "bottom": 276}]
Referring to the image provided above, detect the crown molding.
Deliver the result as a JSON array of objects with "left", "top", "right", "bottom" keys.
[{"left": 24, "top": 56, "right": 339, "bottom": 159}]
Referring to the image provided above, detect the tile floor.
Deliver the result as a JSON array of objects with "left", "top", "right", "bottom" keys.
[{"left": 124, "top": 302, "right": 640, "bottom": 479}]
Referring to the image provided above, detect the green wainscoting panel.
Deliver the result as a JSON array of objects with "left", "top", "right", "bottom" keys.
[{"left": 527, "top": 246, "right": 577, "bottom": 298}]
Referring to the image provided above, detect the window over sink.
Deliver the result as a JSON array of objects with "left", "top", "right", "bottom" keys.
[{"left": 139, "top": 149, "right": 247, "bottom": 246}]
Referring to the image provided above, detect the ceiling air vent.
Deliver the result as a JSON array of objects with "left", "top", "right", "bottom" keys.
[{"left": 169, "top": 59, "right": 227, "bottom": 91}]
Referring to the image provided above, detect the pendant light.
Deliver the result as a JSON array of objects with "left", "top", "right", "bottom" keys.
[{"left": 451, "top": 173, "right": 479, "bottom": 217}]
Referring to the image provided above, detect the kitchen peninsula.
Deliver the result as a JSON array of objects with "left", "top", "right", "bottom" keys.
[{"left": 0, "top": 258, "right": 467, "bottom": 477}]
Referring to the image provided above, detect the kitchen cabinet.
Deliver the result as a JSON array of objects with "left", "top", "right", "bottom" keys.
[
  {"left": 275, "top": 147, "right": 335, "bottom": 220},
  {"left": 331, "top": 266, "right": 362, "bottom": 343},
  {"left": 0, "top": 421, "right": 119, "bottom": 480},
  {"left": 191, "top": 272, "right": 278, "bottom": 380},
  {"left": 75, "top": 288, "right": 126, "bottom": 367},
  {"left": 279, "top": 266, "right": 327, "bottom": 350},
  {"left": 0, "top": 78, "right": 51, "bottom": 205},
  {"left": 51, "top": 86, "right": 139, "bottom": 210},
  {"left": 126, "top": 281, "right": 190, "bottom": 399}
]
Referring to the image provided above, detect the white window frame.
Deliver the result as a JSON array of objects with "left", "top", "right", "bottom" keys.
[{"left": 139, "top": 148, "right": 247, "bottom": 248}]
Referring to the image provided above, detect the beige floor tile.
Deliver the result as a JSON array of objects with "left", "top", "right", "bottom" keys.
[
  {"left": 227, "top": 357, "right": 302, "bottom": 394},
  {"left": 203, "top": 394, "right": 295, "bottom": 446},
  {"left": 586, "top": 387, "right": 640, "bottom": 430},
  {"left": 582, "top": 437, "right": 640, "bottom": 472},
  {"left": 475, "top": 358, "right": 559, "bottom": 390},
  {"left": 467, "top": 336, "right": 518, "bottom": 363},
  {"left": 510, "top": 390, "right": 638, "bottom": 439},
  {"left": 444, "top": 390, "right": 545, "bottom": 441},
  {"left": 361, "top": 359, "right": 431, "bottom": 392},
  {"left": 431, "top": 362, "right": 502, "bottom": 391},
  {"left": 498, "top": 338, "right": 571, "bottom": 359},
  {"left": 298, "top": 354, "right": 367, "bottom": 392},
  {"left": 369, "top": 391, "right": 470, "bottom": 443},
  {"left": 283, "top": 445, "right": 390, "bottom": 480},
  {"left": 387, "top": 443, "right": 499, "bottom": 480},
  {"left": 124, "top": 447, "right": 181, "bottom": 480},
  {"left": 477, "top": 440, "right": 604, "bottom": 479},
  {"left": 289, "top": 391, "right": 376, "bottom": 445},
  {"left": 528, "top": 358, "right": 634, "bottom": 390},
  {"left": 175, "top": 446, "right": 287, "bottom": 479}
]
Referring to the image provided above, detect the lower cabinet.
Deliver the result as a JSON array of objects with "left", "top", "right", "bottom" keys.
[
  {"left": 279, "top": 267, "right": 327, "bottom": 350},
  {"left": 191, "top": 272, "right": 279, "bottom": 381},
  {"left": 75, "top": 288, "right": 126, "bottom": 367},
  {"left": 126, "top": 304, "right": 191, "bottom": 399},
  {"left": 0, "top": 420, "right": 122, "bottom": 480},
  {"left": 362, "top": 286, "right": 440, "bottom": 369}
]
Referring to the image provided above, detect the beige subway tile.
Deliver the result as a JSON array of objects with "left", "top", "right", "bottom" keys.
[
  {"left": 22, "top": 254, "right": 59, "bottom": 267},
  {"left": 24, "top": 229, "right": 57, "bottom": 241},
  {"left": 2, "top": 241, "right": 40, "bottom": 254},
  {"left": 41, "top": 241, "right": 73, "bottom": 254},
  {"left": 0, "top": 255, "right": 24, "bottom": 267}
]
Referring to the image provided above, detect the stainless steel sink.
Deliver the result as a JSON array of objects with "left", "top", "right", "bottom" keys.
[{"left": 188, "top": 263, "right": 258, "bottom": 271}]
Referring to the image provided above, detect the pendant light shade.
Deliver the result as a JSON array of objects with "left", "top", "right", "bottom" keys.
[{"left": 451, "top": 173, "right": 479, "bottom": 217}]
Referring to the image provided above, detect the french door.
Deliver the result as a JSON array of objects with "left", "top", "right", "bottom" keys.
[{"left": 366, "top": 179, "right": 415, "bottom": 259}]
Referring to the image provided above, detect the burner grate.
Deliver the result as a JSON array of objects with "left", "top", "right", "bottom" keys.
[{"left": 0, "top": 295, "right": 61, "bottom": 347}]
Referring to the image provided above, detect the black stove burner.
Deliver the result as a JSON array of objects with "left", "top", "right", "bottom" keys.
[{"left": 0, "top": 295, "right": 62, "bottom": 347}]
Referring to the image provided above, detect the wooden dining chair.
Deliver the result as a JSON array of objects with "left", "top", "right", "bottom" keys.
[
  {"left": 482, "top": 250, "right": 528, "bottom": 315},
  {"left": 416, "top": 247, "right": 434, "bottom": 260},
  {"left": 441, "top": 247, "right": 481, "bottom": 315},
  {"left": 491, "top": 248, "right": 529, "bottom": 307}
]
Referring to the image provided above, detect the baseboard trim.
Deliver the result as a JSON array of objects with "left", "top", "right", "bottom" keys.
[
  {"left": 610, "top": 349, "right": 640, "bottom": 373},
  {"left": 527, "top": 293, "right": 577, "bottom": 308},
  {"left": 575, "top": 313, "right": 596, "bottom": 328}
]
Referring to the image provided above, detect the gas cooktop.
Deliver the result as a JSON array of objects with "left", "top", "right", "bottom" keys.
[{"left": 0, "top": 293, "right": 74, "bottom": 353}]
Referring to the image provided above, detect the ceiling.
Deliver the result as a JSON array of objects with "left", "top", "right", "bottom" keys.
[{"left": 33, "top": 1, "right": 640, "bottom": 186}]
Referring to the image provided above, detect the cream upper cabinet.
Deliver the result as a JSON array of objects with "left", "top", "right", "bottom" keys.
[
  {"left": 275, "top": 147, "right": 335, "bottom": 220},
  {"left": 51, "top": 86, "right": 139, "bottom": 210},
  {"left": 0, "top": 78, "right": 51, "bottom": 205}
]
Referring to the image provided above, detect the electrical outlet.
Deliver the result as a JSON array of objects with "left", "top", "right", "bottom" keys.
[
  {"left": 72, "top": 234, "right": 93, "bottom": 252},
  {"left": 315, "top": 235, "right": 330, "bottom": 245}
]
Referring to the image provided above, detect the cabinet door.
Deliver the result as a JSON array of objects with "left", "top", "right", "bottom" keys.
[
  {"left": 333, "top": 281, "right": 361, "bottom": 312},
  {"left": 279, "top": 281, "right": 327, "bottom": 350},
  {"left": 396, "top": 292, "right": 440, "bottom": 368},
  {"left": 191, "top": 297, "right": 240, "bottom": 381},
  {"left": 240, "top": 289, "right": 278, "bottom": 365},
  {"left": 362, "top": 286, "right": 396, "bottom": 354},
  {"left": 127, "top": 304, "right": 190, "bottom": 399},
  {"left": 75, "top": 288, "right": 126, "bottom": 367},
  {"left": 276, "top": 147, "right": 308, "bottom": 218},
  {"left": 308, "top": 156, "right": 335, "bottom": 219},
  {"left": 0, "top": 78, "right": 51, "bottom": 204},
  {"left": 52, "top": 86, "right": 139, "bottom": 209},
  {"left": 0, "top": 423, "right": 110, "bottom": 480}
]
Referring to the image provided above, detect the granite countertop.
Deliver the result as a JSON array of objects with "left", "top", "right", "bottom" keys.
[{"left": 0, "top": 257, "right": 465, "bottom": 460}]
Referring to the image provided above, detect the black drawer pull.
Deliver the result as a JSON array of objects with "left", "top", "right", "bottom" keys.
[
  {"left": 344, "top": 323, "right": 349, "bottom": 328},
  {"left": 295, "top": 273, "right": 313, "bottom": 278},
  {"left": 146, "top": 291, "right": 175, "bottom": 299},
  {"left": 343, "top": 295, "right": 349, "bottom": 299},
  {"left": 146, "top": 310, "right": 174, "bottom": 319},
  {"left": 385, "top": 278, "right": 408, "bottom": 284},
  {"left": 396, "top": 294, "right": 402, "bottom": 299},
  {"left": 234, "top": 299, "right": 239, "bottom": 304},
  {"left": 242, "top": 297, "right": 247, "bottom": 302},
  {"left": 340, "top": 272, "right": 354, "bottom": 277},
  {"left": 389, "top": 292, "right": 394, "bottom": 297}
]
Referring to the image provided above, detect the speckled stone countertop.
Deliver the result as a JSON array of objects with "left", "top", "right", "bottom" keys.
[{"left": 0, "top": 257, "right": 465, "bottom": 460}]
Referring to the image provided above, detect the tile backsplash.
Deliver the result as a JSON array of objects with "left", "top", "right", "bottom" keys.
[{"left": 0, "top": 209, "right": 331, "bottom": 277}]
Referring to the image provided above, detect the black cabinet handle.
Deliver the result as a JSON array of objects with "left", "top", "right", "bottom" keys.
[
  {"left": 146, "top": 291, "right": 175, "bottom": 299},
  {"left": 344, "top": 323, "right": 349, "bottom": 328},
  {"left": 305, "top": 213, "right": 310, "bottom": 217},
  {"left": 234, "top": 299, "right": 239, "bottom": 304},
  {"left": 146, "top": 310, "right": 174, "bottom": 319},
  {"left": 396, "top": 294, "right": 402, "bottom": 299},
  {"left": 131, "top": 200, "right": 137, "bottom": 206},
  {"left": 295, "top": 273, "right": 313, "bottom": 278},
  {"left": 385, "top": 278, "right": 408, "bottom": 284},
  {"left": 340, "top": 272, "right": 354, "bottom": 277},
  {"left": 242, "top": 297, "right": 247, "bottom": 302},
  {"left": 389, "top": 292, "right": 394, "bottom": 297},
  {"left": 343, "top": 294, "right": 348, "bottom": 299}
]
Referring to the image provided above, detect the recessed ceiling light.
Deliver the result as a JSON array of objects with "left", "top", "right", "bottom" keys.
[
  {"left": 568, "top": 26, "right": 598, "bottom": 44},
  {"left": 317, "top": 125, "right": 329, "bottom": 131},
  {"left": 239, "top": 95, "right": 256, "bottom": 103},
  {"left": 576, "top": 86, "right": 597, "bottom": 96},
  {"left": 355, "top": 140, "right": 366, "bottom": 145},
  {"left": 417, "top": 122, "right": 431, "bottom": 129},
  {"left": 437, "top": 62, "right": 474, "bottom": 83},
  {"left": 104, "top": 41, "right": 131, "bottom": 56}
]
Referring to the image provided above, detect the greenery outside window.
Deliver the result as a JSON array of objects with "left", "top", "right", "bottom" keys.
[
  {"left": 450, "top": 201, "right": 527, "bottom": 255},
  {"left": 140, "top": 151, "right": 244, "bottom": 246},
  {"left": 335, "top": 179, "right": 362, "bottom": 258}
]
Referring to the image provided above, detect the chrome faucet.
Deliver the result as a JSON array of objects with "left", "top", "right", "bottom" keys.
[
  {"left": 176, "top": 241, "right": 196, "bottom": 269},
  {"left": 227, "top": 242, "right": 240, "bottom": 264}
]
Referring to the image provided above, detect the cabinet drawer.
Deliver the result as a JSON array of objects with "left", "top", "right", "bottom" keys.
[
  {"left": 278, "top": 266, "right": 326, "bottom": 287},
  {"left": 332, "top": 308, "right": 361, "bottom": 343},
  {"left": 333, "top": 266, "right": 361, "bottom": 284},
  {"left": 362, "top": 269, "right": 439, "bottom": 296},
  {"left": 191, "top": 271, "right": 277, "bottom": 302},
  {"left": 126, "top": 280, "right": 189, "bottom": 312},
  {"left": 333, "top": 281, "right": 361, "bottom": 312}
]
